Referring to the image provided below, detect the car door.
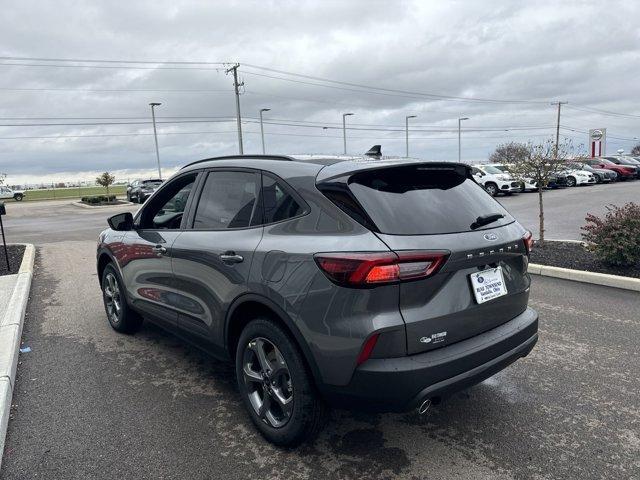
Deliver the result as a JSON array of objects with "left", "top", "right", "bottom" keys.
[
  {"left": 116, "top": 171, "right": 200, "bottom": 330},
  {"left": 171, "top": 169, "right": 263, "bottom": 351}
]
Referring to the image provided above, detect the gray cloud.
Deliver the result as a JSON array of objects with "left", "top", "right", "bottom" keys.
[{"left": 0, "top": 0, "right": 639, "bottom": 184}]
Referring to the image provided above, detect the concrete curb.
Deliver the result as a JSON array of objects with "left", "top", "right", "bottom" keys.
[
  {"left": 529, "top": 263, "right": 640, "bottom": 292},
  {"left": 0, "top": 243, "right": 35, "bottom": 467},
  {"left": 71, "top": 199, "right": 133, "bottom": 209}
]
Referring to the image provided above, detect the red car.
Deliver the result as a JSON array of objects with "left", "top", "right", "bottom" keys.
[{"left": 584, "top": 158, "right": 636, "bottom": 180}]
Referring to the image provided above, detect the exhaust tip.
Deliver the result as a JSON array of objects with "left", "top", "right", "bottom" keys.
[{"left": 418, "top": 398, "right": 432, "bottom": 415}]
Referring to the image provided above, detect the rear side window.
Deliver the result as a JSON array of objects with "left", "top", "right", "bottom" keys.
[
  {"left": 325, "top": 165, "right": 514, "bottom": 235},
  {"left": 193, "top": 171, "right": 259, "bottom": 229},
  {"left": 259, "top": 175, "right": 305, "bottom": 224}
]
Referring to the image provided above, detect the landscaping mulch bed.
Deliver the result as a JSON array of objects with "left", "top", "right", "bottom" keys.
[
  {"left": 530, "top": 241, "right": 640, "bottom": 279},
  {"left": 0, "top": 244, "right": 25, "bottom": 276}
]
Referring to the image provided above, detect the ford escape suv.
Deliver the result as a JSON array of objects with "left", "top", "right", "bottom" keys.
[{"left": 97, "top": 153, "right": 538, "bottom": 446}]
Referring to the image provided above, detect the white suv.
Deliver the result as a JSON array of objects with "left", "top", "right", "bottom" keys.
[
  {"left": 471, "top": 165, "right": 521, "bottom": 196},
  {"left": 0, "top": 186, "right": 25, "bottom": 201}
]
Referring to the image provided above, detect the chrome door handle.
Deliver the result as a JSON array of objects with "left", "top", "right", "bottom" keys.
[
  {"left": 152, "top": 245, "right": 167, "bottom": 255},
  {"left": 220, "top": 252, "right": 244, "bottom": 264}
]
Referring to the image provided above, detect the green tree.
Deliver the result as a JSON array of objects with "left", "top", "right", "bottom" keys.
[
  {"left": 96, "top": 171, "right": 116, "bottom": 197},
  {"left": 507, "top": 138, "right": 581, "bottom": 247}
]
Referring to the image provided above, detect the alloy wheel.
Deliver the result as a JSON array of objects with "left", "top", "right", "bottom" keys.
[
  {"left": 242, "top": 337, "right": 293, "bottom": 428},
  {"left": 485, "top": 184, "right": 498, "bottom": 196},
  {"left": 103, "top": 272, "right": 122, "bottom": 324}
]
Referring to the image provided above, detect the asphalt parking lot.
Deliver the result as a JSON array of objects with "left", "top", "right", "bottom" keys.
[
  {"left": 1, "top": 187, "right": 639, "bottom": 479},
  {"left": 497, "top": 180, "right": 639, "bottom": 240}
]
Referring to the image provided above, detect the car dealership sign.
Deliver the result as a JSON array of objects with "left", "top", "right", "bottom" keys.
[{"left": 589, "top": 128, "right": 606, "bottom": 157}]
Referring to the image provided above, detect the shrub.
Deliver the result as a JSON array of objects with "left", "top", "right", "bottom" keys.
[
  {"left": 81, "top": 195, "right": 116, "bottom": 205},
  {"left": 581, "top": 203, "right": 640, "bottom": 267}
]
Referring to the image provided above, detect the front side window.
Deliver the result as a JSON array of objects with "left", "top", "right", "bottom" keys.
[
  {"left": 193, "top": 171, "right": 259, "bottom": 229},
  {"left": 139, "top": 173, "right": 196, "bottom": 229}
]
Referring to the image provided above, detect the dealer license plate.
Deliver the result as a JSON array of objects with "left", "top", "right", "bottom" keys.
[{"left": 469, "top": 267, "right": 507, "bottom": 304}]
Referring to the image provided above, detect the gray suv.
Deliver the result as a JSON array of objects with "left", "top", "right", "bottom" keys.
[{"left": 97, "top": 153, "right": 538, "bottom": 445}]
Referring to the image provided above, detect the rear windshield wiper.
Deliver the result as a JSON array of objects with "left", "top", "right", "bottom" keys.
[{"left": 470, "top": 213, "right": 504, "bottom": 230}]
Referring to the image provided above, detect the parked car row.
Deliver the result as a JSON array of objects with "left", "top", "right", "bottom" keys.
[
  {"left": 473, "top": 155, "right": 640, "bottom": 196},
  {"left": 126, "top": 178, "right": 164, "bottom": 203}
]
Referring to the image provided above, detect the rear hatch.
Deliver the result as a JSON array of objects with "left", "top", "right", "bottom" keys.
[{"left": 319, "top": 161, "right": 531, "bottom": 355}]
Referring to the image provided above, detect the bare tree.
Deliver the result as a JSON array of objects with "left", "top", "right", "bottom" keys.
[
  {"left": 0, "top": 173, "right": 6, "bottom": 186},
  {"left": 631, "top": 144, "right": 640, "bottom": 156},
  {"left": 507, "top": 138, "right": 579, "bottom": 247},
  {"left": 96, "top": 171, "right": 116, "bottom": 197},
  {"left": 489, "top": 142, "right": 529, "bottom": 165}
]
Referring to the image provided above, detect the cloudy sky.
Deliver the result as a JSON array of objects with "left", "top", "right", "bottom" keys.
[{"left": 0, "top": 0, "right": 639, "bottom": 185}]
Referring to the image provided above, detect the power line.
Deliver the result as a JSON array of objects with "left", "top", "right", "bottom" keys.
[
  {"left": 242, "top": 64, "right": 551, "bottom": 105},
  {"left": 0, "top": 62, "right": 224, "bottom": 71},
  {"left": 0, "top": 56, "right": 552, "bottom": 105},
  {"left": 565, "top": 104, "right": 640, "bottom": 120},
  {"left": 0, "top": 56, "right": 227, "bottom": 65},
  {"left": 0, "top": 129, "right": 561, "bottom": 141},
  {"left": 0, "top": 87, "right": 230, "bottom": 93}
]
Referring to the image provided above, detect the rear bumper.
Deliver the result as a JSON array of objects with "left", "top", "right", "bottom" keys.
[{"left": 321, "top": 307, "right": 538, "bottom": 412}]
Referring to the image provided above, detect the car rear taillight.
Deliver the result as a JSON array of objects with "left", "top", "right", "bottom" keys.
[
  {"left": 314, "top": 250, "right": 449, "bottom": 287},
  {"left": 523, "top": 231, "right": 534, "bottom": 254}
]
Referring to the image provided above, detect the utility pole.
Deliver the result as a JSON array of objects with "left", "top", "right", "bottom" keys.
[
  {"left": 226, "top": 64, "right": 244, "bottom": 154},
  {"left": 342, "top": 113, "right": 354, "bottom": 154},
  {"left": 149, "top": 102, "right": 162, "bottom": 179},
  {"left": 259, "top": 108, "right": 270, "bottom": 154},
  {"left": 405, "top": 115, "right": 417, "bottom": 157},
  {"left": 552, "top": 101, "right": 567, "bottom": 159},
  {"left": 458, "top": 117, "right": 469, "bottom": 162}
]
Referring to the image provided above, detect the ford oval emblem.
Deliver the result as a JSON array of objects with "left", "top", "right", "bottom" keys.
[{"left": 484, "top": 233, "right": 498, "bottom": 241}]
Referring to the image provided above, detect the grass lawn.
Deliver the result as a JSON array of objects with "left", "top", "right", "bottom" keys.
[{"left": 7, "top": 185, "right": 127, "bottom": 202}]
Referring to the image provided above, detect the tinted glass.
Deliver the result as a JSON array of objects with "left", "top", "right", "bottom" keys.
[
  {"left": 345, "top": 165, "right": 513, "bottom": 235},
  {"left": 193, "top": 171, "right": 258, "bottom": 229},
  {"left": 260, "top": 175, "right": 304, "bottom": 224},
  {"left": 482, "top": 165, "right": 503, "bottom": 174},
  {"left": 139, "top": 173, "right": 196, "bottom": 229}
]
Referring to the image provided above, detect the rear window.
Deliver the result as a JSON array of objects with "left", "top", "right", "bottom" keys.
[{"left": 326, "top": 165, "right": 514, "bottom": 235}]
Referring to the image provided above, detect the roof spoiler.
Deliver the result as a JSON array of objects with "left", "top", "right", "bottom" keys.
[{"left": 364, "top": 145, "right": 382, "bottom": 158}]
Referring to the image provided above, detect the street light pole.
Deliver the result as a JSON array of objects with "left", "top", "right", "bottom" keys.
[
  {"left": 149, "top": 102, "right": 162, "bottom": 179},
  {"left": 405, "top": 115, "right": 417, "bottom": 157},
  {"left": 259, "top": 108, "right": 270, "bottom": 154},
  {"left": 458, "top": 117, "right": 469, "bottom": 162},
  {"left": 342, "top": 113, "right": 354, "bottom": 154}
]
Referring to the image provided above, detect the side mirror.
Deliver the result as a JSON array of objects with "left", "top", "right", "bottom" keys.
[{"left": 108, "top": 212, "right": 134, "bottom": 231}]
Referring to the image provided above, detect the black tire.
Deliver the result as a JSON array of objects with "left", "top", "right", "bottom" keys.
[
  {"left": 236, "top": 318, "right": 327, "bottom": 446},
  {"left": 484, "top": 182, "right": 498, "bottom": 197},
  {"left": 567, "top": 176, "right": 577, "bottom": 187},
  {"left": 13, "top": 193, "right": 23, "bottom": 201},
  {"left": 101, "top": 264, "right": 142, "bottom": 334},
  {"left": 595, "top": 175, "right": 602, "bottom": 184}
]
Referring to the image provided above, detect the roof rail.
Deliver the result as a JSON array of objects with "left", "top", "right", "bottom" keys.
[{"left": 181, "top": 154, "right": 293, "bottom": 170}]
